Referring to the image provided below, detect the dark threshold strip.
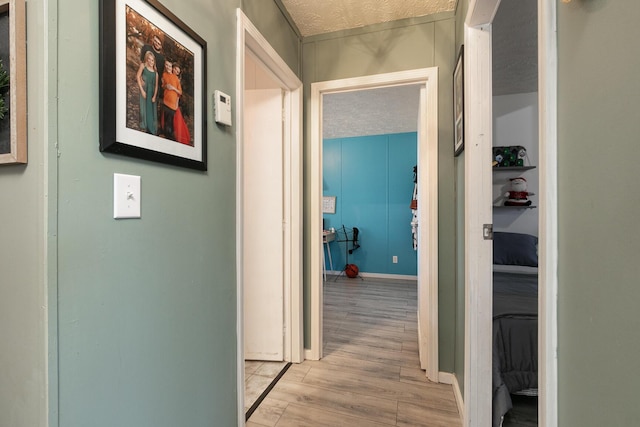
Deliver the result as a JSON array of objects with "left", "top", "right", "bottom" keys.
[{"left": 245, "top": 362, "right": 292, "bottom": 421}]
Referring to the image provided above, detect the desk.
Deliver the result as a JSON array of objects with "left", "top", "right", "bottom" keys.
[{"left": 322, "top": 230, "right": 335, "bottom": 280}]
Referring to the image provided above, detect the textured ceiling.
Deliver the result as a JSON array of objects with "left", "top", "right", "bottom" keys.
[
  {"left": 281, "top": 0, "right": 457, "bottom": 36},
  {"left": 291, "top": 0, "right": 537, "bottom": 138},
  {"left": 492, "top": 0, "right": 538, "bottom": 96},
  {"left": 323, "top": 85, "right": 421, "bottom": 139}
]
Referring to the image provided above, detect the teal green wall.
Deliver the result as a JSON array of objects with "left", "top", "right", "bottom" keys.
[
  {"left": 455, "top": 0, "right": 468, "bottom": 57},
  {"left": 323, "top": 133, "right": 418, "bottom": 276},
  {"left": 454, "top": 0, "right": 640, "bottom": 420},
  {"left": 56, "top": 0, "right": 240, "bottom": 425},
  {"left": 241, "top": 0, "right": 302, "bottom": 76},
  {"left": 0, "top": 1, "right": 50, "bottom": 425},
  {"left": 302, "top": 13, "right": 457, "bottom": 371},
  {"left": 454, "top": 151, "right": 465, "bottom": 399},
  {"left": 13, "top": 1, "right": 640, "bottom": 424},
  {"left": 558, "top": 1, "right": 640, "bottom": 425},
  {"left": 453, "top": 0, "right": 469, "bottom": 399},
  {"left": 0, "top": 1, "right": 298, "bottom": 425}
]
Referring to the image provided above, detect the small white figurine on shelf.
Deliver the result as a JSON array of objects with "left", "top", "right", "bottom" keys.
[{"left": 504, "top": 177, "right": 534, "bottom": 206}]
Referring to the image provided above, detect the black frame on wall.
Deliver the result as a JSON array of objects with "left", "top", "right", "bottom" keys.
[{"left": 99, "top": 0, "right": 208, "bottom": 170}]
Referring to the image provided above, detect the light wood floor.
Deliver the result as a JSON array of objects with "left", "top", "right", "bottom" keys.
[
  {"left": 245, "top": 360, "right": 289, "bottom": 412},
  {"left": 247, "top": 276, "right": 462, "bottom": 426}
]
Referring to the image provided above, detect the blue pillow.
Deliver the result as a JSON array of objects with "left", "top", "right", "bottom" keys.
[{"left": 493, "top": 232, "right": 538, "bottom": 267}]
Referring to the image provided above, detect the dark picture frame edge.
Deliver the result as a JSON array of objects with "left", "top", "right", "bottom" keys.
[
  {"left": 0, "top": 0, "right": 27, "bottom": 165},
  {"left": 99, "top": 0, "right": 207, "bottom": 171},
  {"left": 453, "top": 45, "right": 464, "bottom": 157}
]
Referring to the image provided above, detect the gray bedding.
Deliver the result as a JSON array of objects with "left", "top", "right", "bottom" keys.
[{"left": 492, "top": 271, "right": 538, "bottom": 427}]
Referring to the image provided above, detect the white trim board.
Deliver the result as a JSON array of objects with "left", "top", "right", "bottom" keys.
[
  {"left": 537, "top": 0, "right": 559, "bottom": 425},
  {"left": 462, "top": 0, "right": 558, "bottom": 426},
  {"left": 309, "top": 68, "right": 440, "bottom": 383},
  {"left": 304, "top": 349, "right": 314, "bottom": 361},
  {"left": 463, "top": 20, "right": 495, "bottom": 426},
  {"left": 439, "top": 372, "right": 464, "bottom": 421},
  {"left": 325, "top": 271, "right": 418, "bottom": 281},
  {"left": 236, "top": 9, "right": 303, "bottom": 427}
]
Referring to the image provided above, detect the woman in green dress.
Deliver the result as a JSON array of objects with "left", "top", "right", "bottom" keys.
[{"left": 136, "top": 50, "right": 158, "bottom": 135}]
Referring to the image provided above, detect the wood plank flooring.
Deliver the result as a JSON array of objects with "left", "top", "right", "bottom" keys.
[
  {"left": 245, "top": 360, "right": 289, "bottom": 412},
  {"left": 247, "top": 276, "right": 462, "bottom": 426}
]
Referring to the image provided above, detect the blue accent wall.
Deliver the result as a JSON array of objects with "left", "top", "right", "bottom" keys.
[{"left": 323, "top": 133, "right": 417, "bottom": 276}]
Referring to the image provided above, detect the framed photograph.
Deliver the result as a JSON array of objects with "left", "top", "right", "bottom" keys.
[
  {"left": 322, "top": 196, "right": 336, "bottom": 214},
  {"left": 100, "top": 0, "right": 207, "bottom": 170},
  {"left": 0, "top": 0, "right": 27, "bottom": 165},
  {"left": 453, "top": 45, "right": 464, "bottom": 157}
]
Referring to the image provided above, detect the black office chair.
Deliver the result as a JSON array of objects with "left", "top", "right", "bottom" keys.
[{"left": 349, "top": 227, "right": 360, "bottom": 254}]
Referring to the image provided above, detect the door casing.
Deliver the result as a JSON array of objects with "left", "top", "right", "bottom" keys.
[
  {"left": 309, "top": 68, "right": 440, "bottom": 383},
  {"left": 236, "top": 9, "right": 303, "bottom": 426},
  {"left": 462, "top": 0, "right": 558, "bottom": 425}
]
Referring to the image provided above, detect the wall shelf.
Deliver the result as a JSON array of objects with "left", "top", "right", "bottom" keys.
[{"left": 494, "top": 205, "right": 537, "bottom": 209}]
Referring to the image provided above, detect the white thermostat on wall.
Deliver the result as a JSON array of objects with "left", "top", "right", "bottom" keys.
[{"left": 214, "top": 90, "right": 232, "bottom": 126}]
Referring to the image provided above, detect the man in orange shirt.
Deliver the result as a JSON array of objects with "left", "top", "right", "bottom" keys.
[{"left": 161, "top": 61, "right": 182, "bottom": 140}]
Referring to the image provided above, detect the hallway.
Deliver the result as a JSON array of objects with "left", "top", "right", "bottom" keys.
[{"left": 247, "top": 277, "right": 461, "bottom": 426}]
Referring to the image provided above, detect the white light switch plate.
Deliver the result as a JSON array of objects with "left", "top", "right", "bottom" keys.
[{"left": 113, "top": 173, "right": 141, "bottom": 219}]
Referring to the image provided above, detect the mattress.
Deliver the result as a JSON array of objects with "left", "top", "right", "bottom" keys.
[{"left": 492, "top": 271, "right": 538, "bottom": 427}]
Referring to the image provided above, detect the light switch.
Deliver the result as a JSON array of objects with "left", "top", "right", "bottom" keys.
[{"left": 113, "top": 173, "right": 141, "bottom": 219}]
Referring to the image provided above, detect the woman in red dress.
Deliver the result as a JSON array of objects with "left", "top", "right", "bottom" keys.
[{"left": 171, "top": 63, "right": 191, "bottom": 145}]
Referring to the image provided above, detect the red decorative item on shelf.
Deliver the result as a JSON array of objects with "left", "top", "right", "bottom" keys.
[
  {"left": 504, "top": 177, "right": 533, "bottom": 206},
  {"left": 345, "top": 263, "right": 359, "bottom": 278}
]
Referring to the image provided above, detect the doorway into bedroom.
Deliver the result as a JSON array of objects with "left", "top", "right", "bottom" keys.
[
  {"left": 491, "top": 0, "right": 540, "bottom": 426},
  {"left": 321, "top": 85, "right": 421, "bottom": 282},
  {"left": 309, "top": 68, "right": 440, "bottom": 382},
  {"left": 464, "top": 0, "right": 558, "bottom": 424},
  {"left": 320, "top": 85, "right": 421, "bottom": 374}
]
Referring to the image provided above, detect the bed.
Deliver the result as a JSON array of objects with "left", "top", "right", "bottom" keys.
[{"left": 492, "top": 232, "right": 539, "bottom": 427}]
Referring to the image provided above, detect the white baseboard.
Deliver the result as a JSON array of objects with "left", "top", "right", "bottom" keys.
[
  {"left": 439, "top": 372, "right": 464, "bottom": 421},
  {"left": 438, "top": 371, "right": 455, "bottom": 384},
  {"left": 326, "top": 271, "right": 418, "bottom": 281},
  {"left": 304, "top": 349, "right": 314, "bottom": 360}
]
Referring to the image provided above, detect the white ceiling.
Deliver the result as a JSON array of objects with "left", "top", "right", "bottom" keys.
[
  {"left": 280, "top": 0, "right": 457, "bottom": 37},
  {"left": 277, "top": 0, "right": 537, "bottom": 139}
]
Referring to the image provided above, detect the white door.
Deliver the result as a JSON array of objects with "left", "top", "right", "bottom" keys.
[{"left": 243, "top": 88, "right": 284, "bottom": 361}]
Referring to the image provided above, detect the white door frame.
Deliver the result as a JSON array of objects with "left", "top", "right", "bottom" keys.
[
  {"left": 463, "top": 0, "right": 558, "bottom": 426},
  {"left": 236, "top": 9, "right": 303, "bottom": 426},
  {"left": 309, "top": 68, "right": 440, "bottom": 383}
]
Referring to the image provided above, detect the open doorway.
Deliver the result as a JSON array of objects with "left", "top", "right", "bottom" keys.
[
  {"left": 462, "top": 0, "right": 558, "bottom": 426},
  {"left": 309, "top": 68, "right": 440, "bottom": 382},
  {"left": 321, "top": 85, "right": 421, "bottom": 280},
  {"left": 491, "top": 1, "right": 539, "bottom": 425},
  {"left": 236, "top": 10, "right": 303, "bottom": 425},
  {"left": 242, "top": 50, "right": 288, "bottom": 414}
]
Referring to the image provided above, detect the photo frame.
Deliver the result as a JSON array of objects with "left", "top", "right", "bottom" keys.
[
  {"left": 322, "top": 196, "right": 336, "bottom": 214},
  {"left": 0, "top": 0, "right": 27, "bottom": 165},
  {"left": 453, "top": 45, "right": 464, "bottom": 157},
  {"left": 100, "top": 0, "right": 207, "bottom": 170}
]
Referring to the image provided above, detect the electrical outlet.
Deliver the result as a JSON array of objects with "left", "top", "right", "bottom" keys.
[{"left": 392, "top": 256, "right": 398, "bottom": 264}]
